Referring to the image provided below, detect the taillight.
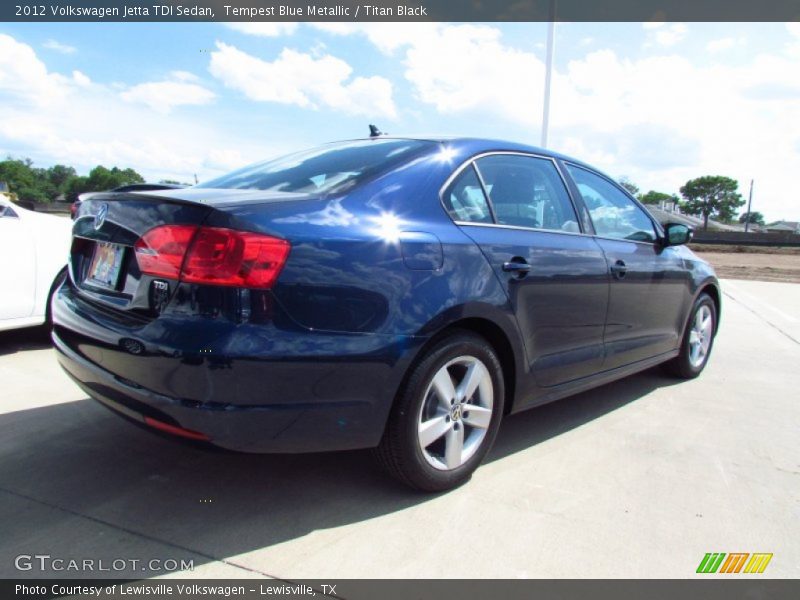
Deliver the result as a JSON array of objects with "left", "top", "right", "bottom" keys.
[
  {"left": 134, "top": 225, "right": 290, "bottom": 288},
  {"left": 135, "top": 225, "right": 198, "bottom": 279}
]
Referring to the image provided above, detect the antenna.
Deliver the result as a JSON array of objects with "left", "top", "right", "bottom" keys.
[{"left": 369, "top": 124, "right": 383, "bottom": 138}]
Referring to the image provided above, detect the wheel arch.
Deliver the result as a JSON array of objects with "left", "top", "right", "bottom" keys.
[{"left": 402, "top": 315, "right": 521, "bottom": 417}]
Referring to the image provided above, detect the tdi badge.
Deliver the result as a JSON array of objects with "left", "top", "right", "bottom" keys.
[{"left": 150, "top": 279, "right": 170, "bottom": 313}]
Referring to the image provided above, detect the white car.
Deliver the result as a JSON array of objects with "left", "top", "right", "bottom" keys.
[{"left": 0, "top": 196, "right": 72, "bottom": 331}]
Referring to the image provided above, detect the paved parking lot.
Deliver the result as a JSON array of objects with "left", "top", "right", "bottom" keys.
[{"left": 0, "top": 279, "right": 798, "bottom": 579}]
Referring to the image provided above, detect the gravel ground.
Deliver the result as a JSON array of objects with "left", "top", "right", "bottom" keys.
[{"left": 691, "top": 245, "right": 800, "bottom": 284}]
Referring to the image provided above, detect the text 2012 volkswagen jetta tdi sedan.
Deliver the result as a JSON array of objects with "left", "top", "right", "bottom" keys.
[{"left": 53, "top": 137, "right": 720, "bottom": 491}]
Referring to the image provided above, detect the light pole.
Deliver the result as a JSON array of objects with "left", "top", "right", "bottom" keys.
[
  {"left": 540, "top": 0, "right": 556, "bottom": 149},
  {"left": 744, "top": 179, "right": 754, "bottom": 233}
]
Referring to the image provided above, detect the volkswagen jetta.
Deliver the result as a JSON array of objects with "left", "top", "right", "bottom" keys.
[{"left": 52, "top": 137, "right": 720, "bottom": 491}]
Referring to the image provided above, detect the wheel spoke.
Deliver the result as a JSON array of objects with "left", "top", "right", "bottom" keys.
[
  {"left": 689, "top": 343, "right": 700, "bottom": 364},
  {"left": 418, "top": 415, "right": 451, "bottom": 448},
  {"left": 457, "top": 361, "right": 486, "bottom": 403},
  {"left": 431, "top": 368, "right": 456, "bottom": 409},
  {"left": 444, "top": 424, "right": 464, "bottom": 469},
  {"left": 462, "top": 404, "right": 492, "bottom": 429},
  {"left": 702, "top": 316, "right": 712, "bottom": 335}
]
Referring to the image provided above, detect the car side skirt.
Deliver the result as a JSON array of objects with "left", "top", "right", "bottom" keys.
[{"left": 509, "top": 349, "right": 680, "bottom": 414}]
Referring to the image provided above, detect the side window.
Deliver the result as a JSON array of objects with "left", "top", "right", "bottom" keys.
[
  {"left": 442, "top": 164, "right": 493, "bottom": 223},
  {"left": 474, "top": 155, "right": 580, "bottom": 233},
  {"left": 566, "top": 165, "right": 657, "bottom": 243}
]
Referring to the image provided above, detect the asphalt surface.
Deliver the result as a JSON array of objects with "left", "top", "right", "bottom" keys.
[{"left": 0, "top": 279, "right": 797, "bottom": 579}]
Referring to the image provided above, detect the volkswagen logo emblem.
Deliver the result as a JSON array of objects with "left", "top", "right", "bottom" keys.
[{"left": 94, "top": 203, "right": 108, "bottom": 230}]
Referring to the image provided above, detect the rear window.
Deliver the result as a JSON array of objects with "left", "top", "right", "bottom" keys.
[{"left": 198, "top": 139, "right": 436, "bottom": 194}]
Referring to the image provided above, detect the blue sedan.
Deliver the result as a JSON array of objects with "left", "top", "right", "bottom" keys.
[{"left": 52, "top": 136, "right": 720, "bottom": 491}]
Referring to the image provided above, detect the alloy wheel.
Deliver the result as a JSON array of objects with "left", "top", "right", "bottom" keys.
[
  {"left": 417, "top": 355, "right": 494, "bottom": 470},
  {"left": 688, "top": 304, "right": 713, "bottom": 368}
]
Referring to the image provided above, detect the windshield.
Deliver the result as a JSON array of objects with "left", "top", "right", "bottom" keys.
[{"left": 198, "top": 139, "right": 436, "bottom": 194}]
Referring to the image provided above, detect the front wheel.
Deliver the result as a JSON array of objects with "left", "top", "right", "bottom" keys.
[
  {"left": 663, "top": 293, "right": 717, "bottom": 379},
  {"left": 374, "top": 331, "right": 504, "bottom": 492}
]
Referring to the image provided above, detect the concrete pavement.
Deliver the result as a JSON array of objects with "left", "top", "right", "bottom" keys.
[{"left": 0, "top": 279, "right": 797, "bottom": 579}]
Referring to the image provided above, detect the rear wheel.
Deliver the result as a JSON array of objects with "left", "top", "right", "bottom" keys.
[
  {"left": 662, "top": 293, "right": 716, "bottom": 379},
  {"left": 374, "top": 331, "right": 504, "bottom": 492}
]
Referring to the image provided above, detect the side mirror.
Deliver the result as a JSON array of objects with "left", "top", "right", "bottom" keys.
[{"left": 663, "top": 223, "right": 693, "bottom": 247}]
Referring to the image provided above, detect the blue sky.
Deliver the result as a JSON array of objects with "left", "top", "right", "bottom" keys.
[{"left": 1, "top": 22, "right": 798, "bottom": 221}]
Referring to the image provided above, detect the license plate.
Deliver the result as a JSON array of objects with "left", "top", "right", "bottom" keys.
[{"left": 87, "top": 242, "right": 125, "bottom": 289}]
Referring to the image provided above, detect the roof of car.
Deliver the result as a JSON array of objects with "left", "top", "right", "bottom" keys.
[{"left": 338, "top": 135, "right": 595, "bottom": 171}]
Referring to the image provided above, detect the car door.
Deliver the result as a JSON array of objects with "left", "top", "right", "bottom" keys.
[
  {"left": 564, "top": 164, "right": 690, "bottom": 370},
  {"left": 0, "top": 203, "right": 37, "bottom": 319},
  {"left": 442, "top": 153, "right": 610, "bottom": 389}
]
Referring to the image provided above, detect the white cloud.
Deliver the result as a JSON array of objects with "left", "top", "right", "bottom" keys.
[
  {"left": 120, "top": 73, "right": 215, "bottom": 113},
  {"left": 43, "top": 39, "right": 76, "bottom": 54},
  {"left": 706, "top": 37, "right": 746, "bottom": 52},
  {"left": 645, "top": 23, "right": 688, "bottom": 47},
  {"left": 642, "top": 22, "right": 665, "bottom": 30},
  {"left": 0, "top": 34, "right": 74, "bottom": 106},
  {"left": 787, "top": 23, "right": 800, "bottom": 57},
  {"left": 170, "top": 70, "right": 199, "bottom": 82},
  {"left": 400, "top": 24, "right": 545, "bottom": 124},
  {"left": 224, "top": 23, "right": 298, "bottom": 37},
  {"left": 208, "top": 41, "right": 397, "bottom": 118},
  {"left": 0, "top": 35, "right": 273, "bottom": 184},
  {"left": 203, "top": 148, "right": 248, "bottom": 172},
  {"left": 72, "top": 70, "right": 91, "bottom": 86},
  {"left": 309, "top": 23, "right": 439, "bottom": 55}
]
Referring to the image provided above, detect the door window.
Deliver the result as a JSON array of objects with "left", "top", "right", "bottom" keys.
[
  {"left": 475, "top": 155, "right": 580, "bottom": 233},
  {"left": 566, "top": 165, "right": 657, "bottom": 243}
]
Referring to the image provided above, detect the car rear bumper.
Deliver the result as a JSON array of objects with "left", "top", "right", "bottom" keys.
[{"left": 52, "top": 283, "right": 424, "bottom": 453}]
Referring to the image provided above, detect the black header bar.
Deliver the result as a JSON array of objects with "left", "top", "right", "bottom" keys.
[{"left": 3, "top": 0, "right": 800, "bottom": 23}]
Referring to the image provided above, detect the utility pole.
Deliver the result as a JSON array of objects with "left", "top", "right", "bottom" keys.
[
  {"left": 540, "top": 0, "right": 556, "bottom": 149},
  {"left": 744, "top": 179, "right": 754, "bottom": 232}
]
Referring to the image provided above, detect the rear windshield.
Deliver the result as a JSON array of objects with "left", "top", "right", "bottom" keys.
[{"left": 198, "top": 139, "right": 436, "bottom": 194}]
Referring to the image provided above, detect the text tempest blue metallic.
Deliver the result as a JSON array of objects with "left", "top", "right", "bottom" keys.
[{"left": 52, "top": 136, "right": 720, "bottom": 491}]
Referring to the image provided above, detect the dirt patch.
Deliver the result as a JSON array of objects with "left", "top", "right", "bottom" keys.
[
  {"left": 689, "top": 244, "right": 800, "bottom": 255},
  {"left": 691, "top": 247, "right": 800, "bottom": 283}
]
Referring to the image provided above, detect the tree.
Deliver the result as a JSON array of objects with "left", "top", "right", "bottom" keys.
[
  {"left": 84, "top": 165, "right": 144, "bottom": 191},
  {"left": 618, "top": 177, "right": 640, "bottom": 197},
  {"left": 739, "top": 211, "right": 765, "bottom": 226},
  {"left": 47, "top": 165, "right": 77, "bottom": 194},
  {"left": 0, "top": 158, "right": 145, "bottom": 203},
  {"left": 0, "top": 158, "right": 50, "bottom": 203},
  {"left": 639, "top": 190, "right": 679, "bottom": 206},
  {"left": 64, "top": 165, "right": 145, "bottom": 201},
  {"left": 679, "top": 176, "right": 744, "bottom": 231}
]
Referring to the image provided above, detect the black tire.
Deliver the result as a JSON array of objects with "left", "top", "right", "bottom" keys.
[
  {"left": 374, "top": 330, "right": 505, "bottom": 492},
  {"left": 45, "top": 267, "right": 68, "bottom": 329},
  {"left": 662, "top": 293, "right": 717, "bottom": 379}
]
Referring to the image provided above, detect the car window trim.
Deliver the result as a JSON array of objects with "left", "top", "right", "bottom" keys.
[
  {"left": 562, "top": 161, "right": 665, "bottom": 244},
  {"left": 439, "top": 150, "right": 584, "bottom": 233},
  {"left": 453, "top": 220, "right": 596, "bottom": 239}
]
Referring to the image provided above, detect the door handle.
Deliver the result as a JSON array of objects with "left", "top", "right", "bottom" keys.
[
  {"left": 610, "top": 259, "right": 627, "bottom": 280},
  {"left": 502, "top": 259, "right": 531, "bottom": 279}
]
